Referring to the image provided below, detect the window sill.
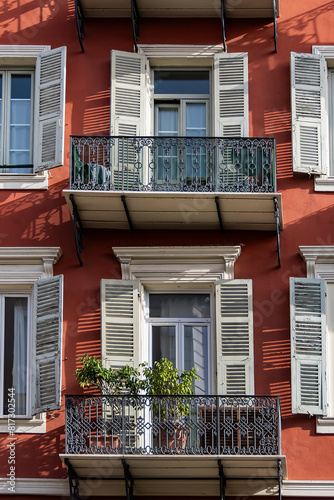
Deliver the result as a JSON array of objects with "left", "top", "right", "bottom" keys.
[
  {"left": 0, "top": 415, "right": 46, "bottom": 433},
  {"left": 316, "top": 416, "right": 334, "bottom": 433},
  {"left": 314, "top": 176, "right": 334, "bottom": 191},
  {"left": 0, "top": 172, "right": 48, "bottom": 190}
]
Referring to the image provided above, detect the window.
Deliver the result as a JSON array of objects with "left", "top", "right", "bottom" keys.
[
  {"left": 0, "top": 71, "right": 34, "bottom": 173},
  {"left": 101, "top": 246, "right": 254, "bottom": 396},
  {"left": 0, "top": 247, "right": 63, "bottom": 433},
  {"left": 290, "top": 246, "right": 334, "bottom": 432},
  {"left": 149, "top": 293, "right": 211, "bottom": 394},
  {"left": 0, "top": 293, "right": 31, "bottom": 416},
  {"left": 291, "top": 47, "right": 334, "bottom": 191},
  {"left": 0, "top": 45, "right": 66, "bottom": 189}
]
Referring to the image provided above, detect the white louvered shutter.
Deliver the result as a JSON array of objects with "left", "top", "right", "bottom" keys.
[
  {"left": 213, "top": 53, "right": 248, "bottom": 137},
  {"left": 111, "top": 50, "right": 146, "bottom": 136},
  {"left": 291, "top": 52, "right": 328, "bottom": 174},
  {"left": 31, "top": 275, "right": 63, "bottom": 415},
  {"left": 101, "top": 279, "right": 140, "bottom": 369},
  {"left": 290, "top": 277, "right": 327, "bottom": 415},
  {"left": 34, "top": 46, "right": 66, "bottom": 172},
  {"left": 215, "top": 280, "right": 254, "bottom": 395}
]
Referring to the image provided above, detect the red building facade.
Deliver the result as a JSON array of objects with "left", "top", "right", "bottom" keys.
[{"left": 0, "top": 0, "right": 334, "bottom": 499}]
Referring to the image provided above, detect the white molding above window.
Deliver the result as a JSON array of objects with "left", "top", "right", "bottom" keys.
[
  {"left": 0, "top": 45, "right": 51, "bottom": 190},
  {"left": 299, "top": 245, "right": 334, "bottom": 278},
  {"left": 138, "top": 44, "right": 224, "bottom": 59},
  {"left": 113, "top": 246, "right": 241, "bottom": 282},
  {"left": 0, "top": 247, "right": 62, "bottom": 285},
  {"left": 312, "top": 45, "right": 334, "bottom": 191}
]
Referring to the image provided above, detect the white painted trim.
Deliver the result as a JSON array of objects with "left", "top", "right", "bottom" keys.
[
  {"left": 0, "top": 247, "right": 62, "bottom": 285},
  {"left": 0, "top": 416, "right": 45, "bottom": 434},
  {"left": 316, "top": 417, "right": 334, "bottom": 433},
  {"left": 113, "top": 246, "right": 241, "bottom": 282},
  {"left": 0, "top": 173, "right": 48, "bottom": 190},
  {"left": 138, "top": 44, "right": 224, "bottom": 59},
  {"left": 299, "top": 246, "right": 334, "bottom": 278},
  {"left": 0, "top": 45, "right": 51, "bottom": 189},
  {"left": 283, "top": 480, "right": 334, "bottom": 496},
  {"left": 0, "top": 477, "right": 68, "bottom": 495}
]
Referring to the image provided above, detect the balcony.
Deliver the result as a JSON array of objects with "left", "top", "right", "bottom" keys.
[
  {"left": 63, "top": 136, "right": 282, "bottom": 232},
  {"left": 60, "top": 395, "right": 286, "bottom": 498}
]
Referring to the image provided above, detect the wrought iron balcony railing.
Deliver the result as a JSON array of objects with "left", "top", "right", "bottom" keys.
[
  {"left": 65, "top": 395, "right": 281, "bottom": 456},
  {"left": 70, "top": 136, "right": 276, "bottom": 193}
]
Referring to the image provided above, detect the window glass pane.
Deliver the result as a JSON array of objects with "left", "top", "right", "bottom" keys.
[
  {"left": 158, "top": 108, "right": 178, "bottom": 136},
  {"left": 0, "top": 74, "right": 2, "bottom": 163},
  {"left": 186, "top": 103, "right": 206, "bottom": 137},
  {"left": 154, "top": 70, "right": 209, "bottom": 94},
  {"left": 9, "top": 74, "right": 32, "bottom": 166},
  {"left": 152, "top": 325, "right": 176, "bottom": 365},
  {"left": 184, "top": 325, "right": 207, "bottom": 394},
  {"left": 149, "top": 294, "right": 210, "bottom": 318},
  {"left": 3, "top": 297, "right": 28, "bottom": 416}
]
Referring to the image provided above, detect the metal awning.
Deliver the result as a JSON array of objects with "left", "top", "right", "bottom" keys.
[
  {"left": 78, "top": 0, "right": 278, "bottom": 18},
  {"left": 64, "top": 191, "right": 283, "bottom": 231},
  {"left": 60, "top": 454, "right": 287, "bottom": 499}
]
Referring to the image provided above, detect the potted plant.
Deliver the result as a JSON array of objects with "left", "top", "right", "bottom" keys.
[
  {"left": 141, "top": 358, "right": 199, "bottom": 452},
  {"left": 75, "top": 354, "right": 145, "bottom": 451}
]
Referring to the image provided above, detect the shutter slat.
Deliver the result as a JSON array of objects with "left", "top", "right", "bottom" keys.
[
  {"left": 216, "top": 279, "right": 254, "bottom": 395},
  {"left": 34, "top": 46, "right": 66, "bottom": 172},
  {"left": 291, "top": 52, "right": 327, "bottom": 174},
  {"left": 290, "top": 277, "right": 327, "bottom": 415},
  {"left": 214, "top": 53, "right": 248, "bottom": 137},
  {"left": 32, "top": 275, "right": 63, "bottom": 416},
  {"left": 101, "top": 279, "right": 140, "bottom": 369}
]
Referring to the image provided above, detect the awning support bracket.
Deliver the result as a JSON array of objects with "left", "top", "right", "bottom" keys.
[
  {"left": 278, "top": 459, "right": 283, "bottom": 500},
  {"left": 273, "top": 0, "right": 278, "bottom": 52},
  {"left": 121, "top": 195, "right": 134, "bottom": 231},
  {"left": 122, "top": 458, "right": 134, "bottom": 500},
  {"left": 218, "top": 459, "right": 226, "bottom": 500},
  {"left": 131, "top": 0, "right": 140, "bottom": 53},
  {"left": 220, "top": 0, "right": 227, "bottom": 52},
  {"left": 215, "top": 196, "right": 224, "bottom": 232},
  {"left": 70, "top": 194, "right": 83, "bottom": 266},
  {"left": 65, "top": 458, "right": 80, "bottom": 500},
  {"left": 74, "top": 0, "right": 85, "bottom": 53},
  {"left": 273, "top": 196, "right": 281, "bottom": 268}
]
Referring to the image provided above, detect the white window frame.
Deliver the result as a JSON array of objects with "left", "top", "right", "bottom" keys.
[
  {"left": 299, "top": 245, "right": 334, "bottom": 432},
  {"left": 0, "top": 69, "right": 34, "bottom": 172},
  {"left": 0, "top": 45, "right": 51, "bottom": 190},
  {"left": 0, "top": 246, "right": 62, "bottom": 433},
  {"left": 312, "top": 45, "right": 334, "bottom": 191},
  {"left": 147, "top": 289, "right": 213, "bottom": 393}
]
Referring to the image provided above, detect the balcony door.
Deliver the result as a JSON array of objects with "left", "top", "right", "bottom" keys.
[
  {"left": 149, "top": 293, "right": 211, "bottom": 395},
  {"left": 154, "top": 70, "right": 210, "bottom": 185}
]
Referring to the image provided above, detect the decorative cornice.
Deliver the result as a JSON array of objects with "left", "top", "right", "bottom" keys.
[
  {"left": 0, "top": 45, "right": 51, "bottom": 58},
  {"left": 283, "top": 480, "right": 334, "bottom": 496},
  {"left": 299, "top": 246, "right": 334, "bottom": 278},
  {"left": 138, "top": 44, "right": 224, "bottom": 59},
  {"left": 0, "top": 247, "right": 62, "bottom": 284},
  {"left": 113, "top": 246, "right": 241, "bottom": 281},
  {"left": 0, "top": 478, "right": 68, "bottom": 496}
]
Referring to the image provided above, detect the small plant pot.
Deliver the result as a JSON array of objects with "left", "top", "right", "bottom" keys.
[{"left": 155, "top": 422, "right": 188, "bottom": 454}]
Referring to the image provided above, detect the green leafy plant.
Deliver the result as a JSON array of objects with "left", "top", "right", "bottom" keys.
[
  {"left": 75, "top": 354, "right": 145, "bottom": 395},
  {"left": 141, "top": 358, "right": 199, "bottom": 419}
]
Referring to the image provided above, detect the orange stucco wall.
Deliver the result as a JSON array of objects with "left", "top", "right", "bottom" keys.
[{"left": 1, "top": 0, "right": 334, "bottom": 491}]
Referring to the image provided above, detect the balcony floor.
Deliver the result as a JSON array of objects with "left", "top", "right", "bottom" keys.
[
  {"left": 64, "top": 190, "right": 283, "bottom": 231},
  {"left": 60, "top": 454, "right": 287, "bottom": 497}
]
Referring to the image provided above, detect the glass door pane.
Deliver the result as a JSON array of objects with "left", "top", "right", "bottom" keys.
[
  {"left": 152, "top": 325, "right": 176, "bottom": 366},
  {"left": 9, "top": 75, "right": 32, "bottom": 173},
  {"left": 185, "top": 102, "right": 207, "bottom": 183},
  {"left": 157, "top": 106, "right": 179, "bottom": 184},
  {"left": 184, "top": 325, "right": 208, "bottom": 395}
]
